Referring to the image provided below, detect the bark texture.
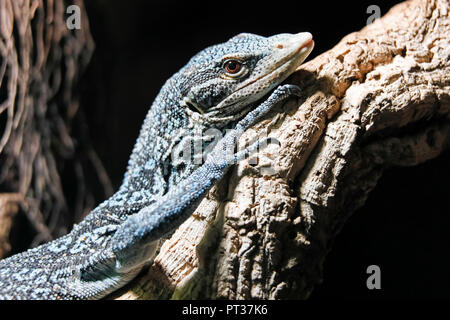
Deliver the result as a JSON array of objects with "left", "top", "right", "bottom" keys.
[{"left": 115, "top": 0, "right": 450, "bottom": 299}]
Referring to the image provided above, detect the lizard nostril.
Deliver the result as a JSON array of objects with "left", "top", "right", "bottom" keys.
[{"left": 276, "top": 44, "right": 284, "bottom": 49}]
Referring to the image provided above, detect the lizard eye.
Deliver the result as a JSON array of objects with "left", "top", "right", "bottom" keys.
[{"left": 223, "top": 60, "right": 243, "bottom": 75}]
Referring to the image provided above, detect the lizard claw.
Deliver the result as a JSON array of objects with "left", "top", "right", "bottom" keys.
[{"left": 279, "top": 84, "right": 302, "bottom": 97}]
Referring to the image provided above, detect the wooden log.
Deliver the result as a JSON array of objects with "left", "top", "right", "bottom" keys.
[{"left": 115, "top": 0, "right": 449, "bottom": 299}]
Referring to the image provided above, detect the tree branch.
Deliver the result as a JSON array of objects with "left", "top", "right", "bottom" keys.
[{"left": 114, "top": 0, "right": 449, "bottom": 299}]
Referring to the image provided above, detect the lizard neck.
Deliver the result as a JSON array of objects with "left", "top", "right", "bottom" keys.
[{"left": 102, "top": 78, "right": 209, "bottom": 219}]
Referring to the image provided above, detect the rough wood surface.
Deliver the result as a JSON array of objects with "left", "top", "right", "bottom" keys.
[
  {"left": 114, "top": 0, "right": 449, "bottom": 299},
  {"left": 0, "top": 193, "right": 23, "bottom": 258}
]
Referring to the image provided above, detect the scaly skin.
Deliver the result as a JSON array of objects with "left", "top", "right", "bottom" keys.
[{"left": 0, "top": 32, "right": 314, "bottom": 299}]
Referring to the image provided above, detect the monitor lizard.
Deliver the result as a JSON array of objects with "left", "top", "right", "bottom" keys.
[{"left": 0, "top": 32, "right": 314, "bottom": 299}]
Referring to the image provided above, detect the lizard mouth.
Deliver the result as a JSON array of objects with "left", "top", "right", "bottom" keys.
[
  {"left": 208, "top": 32, "right": 314, "bottom": 119},
  {"left": 234, "top": 36, "right": 314, "bottom": 93}
]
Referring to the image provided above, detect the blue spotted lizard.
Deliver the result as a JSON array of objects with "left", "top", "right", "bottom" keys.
[{"left": 0, "top": 32, "right": 314, "bottom": 299}]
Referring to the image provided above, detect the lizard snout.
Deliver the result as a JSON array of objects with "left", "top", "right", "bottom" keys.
[{"left": 274, "top": 32, "right": 314, "bottom": 56}]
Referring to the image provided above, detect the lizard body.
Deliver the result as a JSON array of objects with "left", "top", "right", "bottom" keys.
[{"left": 0, "top": 32, "right": 314, "bottom": 299}]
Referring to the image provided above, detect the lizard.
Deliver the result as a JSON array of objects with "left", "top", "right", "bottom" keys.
[{"left": 0, "top": 32, "right": 314, "bottom": 299}]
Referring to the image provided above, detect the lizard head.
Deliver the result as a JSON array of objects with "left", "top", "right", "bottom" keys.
[{"left": 178, "top": 32, "right": 314, "bottom": 124}]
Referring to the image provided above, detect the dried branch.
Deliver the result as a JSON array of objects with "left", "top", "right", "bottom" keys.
[{"left": 115, "top": 0, "right": 450, "bottom": 299}]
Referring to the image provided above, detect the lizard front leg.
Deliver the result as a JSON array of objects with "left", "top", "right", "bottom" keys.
[{"left": 108, "top": 84, "right": 301, "bottom": 274}]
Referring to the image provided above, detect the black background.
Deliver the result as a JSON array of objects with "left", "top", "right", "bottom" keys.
[{"left": 79, "top": 0, "right": 450, "bottom": 299}]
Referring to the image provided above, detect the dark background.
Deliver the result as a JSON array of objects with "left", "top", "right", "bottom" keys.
[{"left": 79, "top": 0, "right": 450, "bottom": 298}]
